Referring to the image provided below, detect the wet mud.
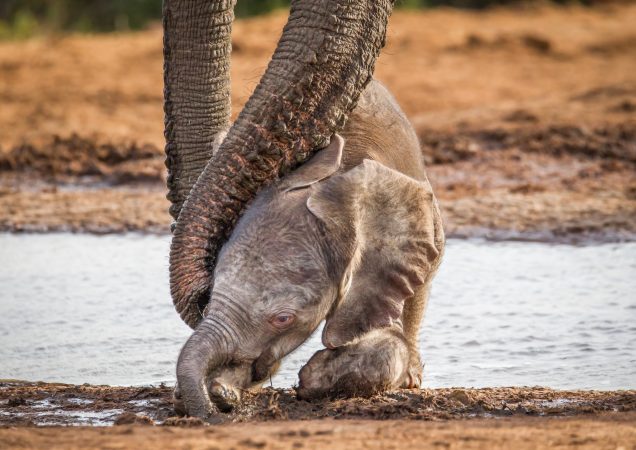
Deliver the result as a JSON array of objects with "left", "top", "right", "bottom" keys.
[
  {"left": 1, "top": 381, "right": 634, "bottom": 427},
  {"left": 0, "top": 134, "right": 164, "bottom": 185}
]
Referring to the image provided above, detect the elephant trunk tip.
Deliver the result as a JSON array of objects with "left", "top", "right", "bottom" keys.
[
  {"left": 208, "top": 381, "right": 242, "bottom": 413},
  {"left": 175, "top": 367, "right": 216, "bottom": 420},
  {"left": 175, "top": 319, "right": 243, "bottom": 419}
]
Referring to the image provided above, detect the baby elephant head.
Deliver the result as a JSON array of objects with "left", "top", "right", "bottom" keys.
[{"left": 175, "top": 136, "right": 441, "bottom": 419}]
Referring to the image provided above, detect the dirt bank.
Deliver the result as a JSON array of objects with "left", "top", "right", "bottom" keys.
[
  {"left": 1, "top": 4, "right": 635, "bottom": 240},
  {"left": 1, "top": 382, "right": 634, "bottom": 449},
  {"left": 0, "top": 413, "right": 635, "bottom": 450}
]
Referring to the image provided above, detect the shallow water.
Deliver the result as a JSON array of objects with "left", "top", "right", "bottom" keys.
[{"left": 0, "top": 234, "right": 634, "bottom": 390}]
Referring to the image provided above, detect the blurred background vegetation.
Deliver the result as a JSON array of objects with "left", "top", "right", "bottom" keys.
[{"left": 0, "top": 0, "right": 596, "bottom": 40}]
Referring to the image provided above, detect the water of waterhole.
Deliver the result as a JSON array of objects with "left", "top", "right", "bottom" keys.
[{"left": 0, "top": 233, "right": 634, "bottom": 390}]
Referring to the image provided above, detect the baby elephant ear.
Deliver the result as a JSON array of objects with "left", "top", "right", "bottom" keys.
[
  {"left": 279, "top": 134, "right": 344, "bottom": 192},
  {"left": 308, "top": 160, "right": 443, "bottom": 349}
]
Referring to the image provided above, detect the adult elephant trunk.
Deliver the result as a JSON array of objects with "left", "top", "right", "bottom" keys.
[
  {"left": 169, "top": 0, "right": 396, "bottom": 329},
  {"left": 175, "top": 315, "right": 237, "bottom": 419},
  {"left": 163, "top": 0, "right": 235, "bottom": 224}
]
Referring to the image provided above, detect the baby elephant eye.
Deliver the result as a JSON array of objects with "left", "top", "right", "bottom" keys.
[{"left": 270, "top": 312, "right": 296, "bottom": 329}]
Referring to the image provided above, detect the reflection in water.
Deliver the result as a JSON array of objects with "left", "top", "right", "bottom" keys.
[{"left": 0, "top": 234, "right": 634, "bottom": 390}]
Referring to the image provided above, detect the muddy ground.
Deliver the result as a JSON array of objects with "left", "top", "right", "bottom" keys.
[
  {"left": 0, "top": 3, "right": 634, "bottom": 240},
  {"left": 0, "top": 381, "right": 635, "bottom": 449},
  {"left": 2, "top": 381, "right": 634, "bottom": 426}
]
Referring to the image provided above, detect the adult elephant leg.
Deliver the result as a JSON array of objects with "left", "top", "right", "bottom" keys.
[{"left": 163, "top": 0, "right": 235, "bottom": 225}]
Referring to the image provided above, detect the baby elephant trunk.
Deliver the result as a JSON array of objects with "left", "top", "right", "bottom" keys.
[{"left": 175, "top": 318, "right": 237, "bottom": 420}]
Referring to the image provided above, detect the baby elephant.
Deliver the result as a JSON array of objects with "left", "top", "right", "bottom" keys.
[{"left": 174, "top": 80, "right": 445, "bottom": 418}]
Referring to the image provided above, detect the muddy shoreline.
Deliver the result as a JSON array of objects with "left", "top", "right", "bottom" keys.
[
  {"left": 1, "top": 381, "right": 634, "bottom": 427},
  {"left": 1, "top": 382, "right": 635, "bottom": 449},
  {"left": 1, "top": 119, "right": 634, "bottom": 243}
]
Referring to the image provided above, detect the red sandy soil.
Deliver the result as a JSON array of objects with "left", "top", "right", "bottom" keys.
[
  {"left": 1, "top": 414, "right": 635, "bottom": 450},
  {"left": 0, "top": 3, "right": 634, "bottom": 239}
]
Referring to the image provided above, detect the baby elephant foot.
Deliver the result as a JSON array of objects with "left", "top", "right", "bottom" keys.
[
  {"left": 297, "top": 328, "right": 410, "bottom": 400},
  {"left": 401, "top": 352, "right": 423, "bottom": 389}
]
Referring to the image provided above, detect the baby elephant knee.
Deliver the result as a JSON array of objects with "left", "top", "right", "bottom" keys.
[{"left": 297, "top": 327, "right": 410, "bottom": 400}]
